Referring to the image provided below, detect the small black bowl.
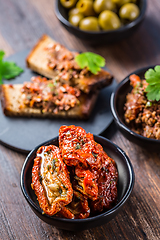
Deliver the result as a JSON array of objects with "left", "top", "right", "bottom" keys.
[
  {"left": 110, "top": 65, "right": 160, "bottom": 151},
  {"left": 55, "top": 0, "right": 147, "bottom": 44},
  {"left": 20, "top": 135, "right": 134, "bottom": 231}
]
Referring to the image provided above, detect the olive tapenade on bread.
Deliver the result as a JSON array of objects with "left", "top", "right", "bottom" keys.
[
  {"left": 0, "top": 36, "right": 113, "bottom": 119},
  {"left": 0, "top": 76, "right": 98, "bottom": 119},
  {"left": 26, "top": 34, "right": 113, "bottom": 93}
]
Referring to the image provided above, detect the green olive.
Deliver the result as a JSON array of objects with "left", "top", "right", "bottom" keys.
[
  {"left": 112, "top": 0, "right": 131, "bottom": 6},
  {"left": 76, "top": 0, "right": 95, "bottom": 16},
  {"left": 60, "top": 0, "right": 77, "bottom": 9},
  {"left": 119, "top": 3, "right": 140, "bottom": 21},
  {"left": 68, "top": 7, "right": 80, "bottom": 15},
  {"left": 69, "top": 13, "right": 84, "bottom": 27},
  {"left": 98, "top": 10, "right": 121, "bottom": 30},
  {"left": 93, "top": 0, "right": 116, "bottom": 14},
  {"left": 79, "top": 17, "right": 100, "bottom": 31}
]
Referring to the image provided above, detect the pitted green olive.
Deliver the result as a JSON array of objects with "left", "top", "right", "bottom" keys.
[
  {"left": 79, "top": 17, "right": 100, "bottom": 31},
  {"left": 76, "top": 0, "right": 95, "bottom": 16},
  {"left": 69, "top": 13, "right": 84, "bottom": 27},
  {"left": 93, "top": 0, "right": 116, "bottom": 14},
  {"left": 98, "top": 10, "right": 121, "bottom": 30},
  {"left": 119, "top": 3, "right": 140, "bottom": 21},
  {"left": 68, "top": 8, "right": 81, "bottom": 15},
  {"left": 60, "top": 0, "right": 77, "bottom": 9}
]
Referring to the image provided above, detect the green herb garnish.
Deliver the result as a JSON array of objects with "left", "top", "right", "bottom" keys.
[
  {"left": 0, "top": 50, "right": 23, "bottom": 84},
  {"left": 47, "top": 165, "right": 50, "bottom": 171},
  {"left": 145, "top": 65, "right": 160, "bottom": 101},
  {"left": 75, "top": 143, "right": 81, "bottom": 149},
  {"left": 52, "top": 159, "right": 56, "bottom": 170},
  {"left": 75, "top": 52, "right": 105, "bottom": 74}
]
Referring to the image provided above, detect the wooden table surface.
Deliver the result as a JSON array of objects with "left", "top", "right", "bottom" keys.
[{"left": 0, "top": 0, "right": 160, "bottom": 239}]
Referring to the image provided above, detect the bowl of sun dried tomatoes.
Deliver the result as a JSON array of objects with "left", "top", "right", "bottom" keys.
[{"left": 21, "top": 125, "right": 134, "bottom": 231}]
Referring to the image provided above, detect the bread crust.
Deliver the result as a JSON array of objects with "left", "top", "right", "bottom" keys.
[
  {"left": 0, "top": 84, "right": 98, "bottom": 119},
  {"left": 26, "top": 34, "right": 113, "bottom": 93}
]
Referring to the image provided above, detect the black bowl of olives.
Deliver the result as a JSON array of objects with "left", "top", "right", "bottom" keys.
[{"left": 55, "top": 0, "right": 147, "bottom": 44}]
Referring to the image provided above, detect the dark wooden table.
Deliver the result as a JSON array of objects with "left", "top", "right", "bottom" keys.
[{"left": 0, "top": 0, "right": 160, "bottom": 239}]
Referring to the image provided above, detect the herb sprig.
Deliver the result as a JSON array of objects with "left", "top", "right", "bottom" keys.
[
  {"left": 0, "top": 50, "right": 23, "bottom": 84},
  {"left": 145, "top": 65, "right": 160, "bottom": 101},
  {"left": 75, "top": 52, "right": 105, "bottom": 74}
]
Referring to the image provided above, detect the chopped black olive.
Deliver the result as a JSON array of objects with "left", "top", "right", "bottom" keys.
[
  {"left": 81, "top": 139, "right": 85, "bottom": 145},
  {"left": 105, "top": 168, "right": 109, "bottom": 173},
  {"left": 39, "top": 173, "right": 43, "bottom": 182},
  {"left": 63, "top": 184, "right": 68, "bottom": 190},
  {"left": 46, "top": 149, "right": 51, "bottom": 155},
  {"left": 92, "top": 152, "right": 98, "bottom": 158},
  {"left": 59, "top": 188, "right": 62, "bottom": 194}
]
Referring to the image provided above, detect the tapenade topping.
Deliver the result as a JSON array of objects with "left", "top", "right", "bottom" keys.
[
  {"left": 21, "top": 76, "right": 80, "bottom": 113},
  {"left": 46, "top": 42, "right": 85, "bottom": 82},
  {"left": 45, "top": 43, "right": 105, "bottom": 82}
]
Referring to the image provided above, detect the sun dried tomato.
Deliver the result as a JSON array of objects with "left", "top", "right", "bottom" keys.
[
  {"left": 31, "top": 145, "right": 73, "bottom": 216},
  {"left": 57, "top": 191, "right": 90, "bottom": 219}
]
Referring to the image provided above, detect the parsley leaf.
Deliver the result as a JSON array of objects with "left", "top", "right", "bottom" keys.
[
  {"left": 145, "top": 65, "right": 160, "bottom": 101},
  {"left": 0, "top": 50, "right": 23, "bottom": 84},
  {"left": 75, "top": 52, "right": 105, "bottom": 74}
]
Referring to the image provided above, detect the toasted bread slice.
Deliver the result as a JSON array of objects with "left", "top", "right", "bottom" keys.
[
  {"left": 0, "top": 84, "right": 98, "bottom": 119},
  {"left": 26, "top": 35, "right": 59, "bottom": 79},
  {"left": 26, "top": 34, "right": 113, "bottom": 93}
]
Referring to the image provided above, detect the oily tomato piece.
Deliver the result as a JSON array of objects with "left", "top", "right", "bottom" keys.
[
  {"left": 59, "top": 125, "right": 89, "bottom": 167},
  {"left": 59, "top": 125, "right": 118, "bottom": 206},
  {"left": 73, "top": 167, "right": 98, "bottom": 201},
  {"left": 59, "top": 125, "right": 104, "bottom": 170},
  {"left": 90, "top": 150, "right": 118, "bottom": 213},
  {"left": 57, "top": 191, "right": 90, "bottom": 219},
  {"left": 31, "top": 145, "right": 73, "bottom": 216},
  {"left": 59, "top": 125, "right": 99, "bottom": 200}
]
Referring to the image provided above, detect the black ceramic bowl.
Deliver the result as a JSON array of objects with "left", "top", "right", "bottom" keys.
[
  {"left": 110, "top": 65, "right": 160, "bottom": 151},
  {"left": 55, "top": 0, "right": 147, "bottom": 44},
  {"left": 20, "top": 135, "right": 134, "bottom": 231}
]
